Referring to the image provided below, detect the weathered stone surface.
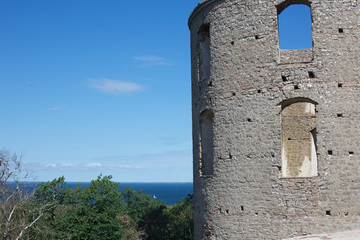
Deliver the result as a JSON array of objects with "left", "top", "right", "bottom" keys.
[
  {"left": 284, "top": 228, "right": 360, "bottom": 240},
  {"left": 280, "top": 49, "right": 313, "bottom": 64},
  {"left": 189, "top": 0, "right": 360, "bottom": 239}
]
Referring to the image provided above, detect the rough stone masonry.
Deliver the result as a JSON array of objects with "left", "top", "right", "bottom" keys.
[{"left": 188, "top": 0, "right": 360, "bottom": 239}]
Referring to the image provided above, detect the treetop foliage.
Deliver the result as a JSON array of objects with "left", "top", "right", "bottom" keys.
[{"left": 1, "top": 149, "right": 193, "bottom": 239}]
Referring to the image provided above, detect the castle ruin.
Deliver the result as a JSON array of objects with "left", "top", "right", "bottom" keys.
[{"left": 189, "top": 0, "right": 360, "bottom": 239}]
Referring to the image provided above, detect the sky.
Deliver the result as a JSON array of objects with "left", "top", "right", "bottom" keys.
[{"left": 0, "top": 1, "right": 311, "bottom": 183}]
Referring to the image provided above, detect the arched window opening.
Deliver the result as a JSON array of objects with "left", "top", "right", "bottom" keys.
[
  {"left": 278, "top": 4, "right": 312, "bottom": 49},
  {"left": 281, "top": 100, "right": 317, "bottom": 177},
  {"left": 199, "top": 110, "right": 214, "bottom": 176},
  {"left": 198, "top": 24, "right": 210, "bottom": 80}
]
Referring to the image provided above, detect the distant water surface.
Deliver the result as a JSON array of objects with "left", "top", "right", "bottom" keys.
[
  {"left": 119, "top": 182, "right": 193, "bottom": 205},
  {"left": 15, "top": 182, "right": 193, "bottom": 205},
  {"left": 69, "top": 182, "right": 193, "bottom": 205}
]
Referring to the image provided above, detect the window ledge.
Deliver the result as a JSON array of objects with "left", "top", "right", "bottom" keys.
[
  {"left": 279, "top": 175, "right": 318, "bottom": 180},
  {"left": 279, "top": 48, "right": 313, "bottom": 64}
]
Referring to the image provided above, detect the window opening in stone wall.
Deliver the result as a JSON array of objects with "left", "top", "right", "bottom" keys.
[
  {"left": 199, "top": 110, "right": 214, "bottom": 176},
  {"left": 278, "top": 3, "right": 312, "bottom": 49},
  {"left": 281, "top": 100, "right": 317, "bottom": 177},
  {"left": 198, "top": 24, "right": 210, "bottom": 80}
]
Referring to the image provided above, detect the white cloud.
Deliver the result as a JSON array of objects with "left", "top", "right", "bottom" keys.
[
  {"left": 45, "top": 164, "right": 57, "bottom": 168},
  {"left": 134, "top": 55, "right": 172, "bottom": 66},
  {"left": 38, "top": 162, "right": 137, "bottom": 171},
  {"left": 86, "top": 163, "right": 102, "bottom": 168},
  {"left": 88, "top": 79, "right": 145, "bottom": 95},
  {"left": 60, "top": 163, "right": 76, "bottom": 168},
  {"left": 29, "top": 150, "right": 192, "bottom": 182},
  {"left": 92, "top": 150, "right": 192, "bottom": 169}
]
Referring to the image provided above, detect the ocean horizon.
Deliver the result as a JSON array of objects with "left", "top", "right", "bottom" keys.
[{"left": 16, "top": 182, "right": 193, "bottom": 205}]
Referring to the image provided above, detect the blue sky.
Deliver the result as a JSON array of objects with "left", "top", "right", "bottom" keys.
[{"left": 0, "top": 1, "right": 311, "bottom": 182}]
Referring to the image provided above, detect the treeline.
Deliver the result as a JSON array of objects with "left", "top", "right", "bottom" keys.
[{"left": 1, "top": 175, "right": 193, "bottom": 240}]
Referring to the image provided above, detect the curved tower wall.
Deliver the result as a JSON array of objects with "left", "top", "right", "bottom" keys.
[{"left": 189, "top": 0, "right": 360, "bottom": 239}]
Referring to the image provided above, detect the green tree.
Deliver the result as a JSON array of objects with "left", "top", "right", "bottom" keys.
[
  {"left": 121, "top": 186, "right": 169, "bottom": 239},
  {"left": 31, "top": 175, "right": 142, "bottom": 240},
  {"left": 53, "top": 175, "right": 127, "bottom": 239},
  {"left": 27, "top": 177, "right": 78, "bottom": 239},
  {"left": 121, "top": 187, "right": 163, "bottom": 222},
  {"left": 22, "top": 174, "right": 194, "bottom": 240},
  {"left": 166, "top": 194, "right": 194, "bottom": 240},
  {"left": 121, "top": 188, "right": 194, "bottom": 240}
]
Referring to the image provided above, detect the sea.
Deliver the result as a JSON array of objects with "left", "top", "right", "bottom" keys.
[
  {"left": 18, "top": 182, "right": 193, "bottom": 205},
  {"left": 119, "top": 182, "right": 193, "bottom": 205}
]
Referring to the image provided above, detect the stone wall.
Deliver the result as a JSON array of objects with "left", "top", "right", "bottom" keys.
[{"left": 189, "top": 0, "right": 360, "bottom": 239}]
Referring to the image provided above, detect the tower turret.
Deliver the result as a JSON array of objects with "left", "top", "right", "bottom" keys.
[{"left": 189, "top": 0, "right": 360, "bottom": 239}]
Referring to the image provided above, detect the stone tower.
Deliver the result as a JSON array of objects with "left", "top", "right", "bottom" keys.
[{"left": 189, "top": 0, "right": 360, "bottom": 239}]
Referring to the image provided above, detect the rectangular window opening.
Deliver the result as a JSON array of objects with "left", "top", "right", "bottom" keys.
[
  {"left": 200, "top": 110, "right": 214, "bottom": 176},
  {"left": 278, "top": 4, "right": 313, "bottom": 64},
  {"left": 281, "top": 101, "right": 317, "bottom": 178},
  {"left": 198, "top": 24, "right": 210, "bottom": 80},
  {"left": 278, "top": 5, "right": 312, "bottom": 49}
]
